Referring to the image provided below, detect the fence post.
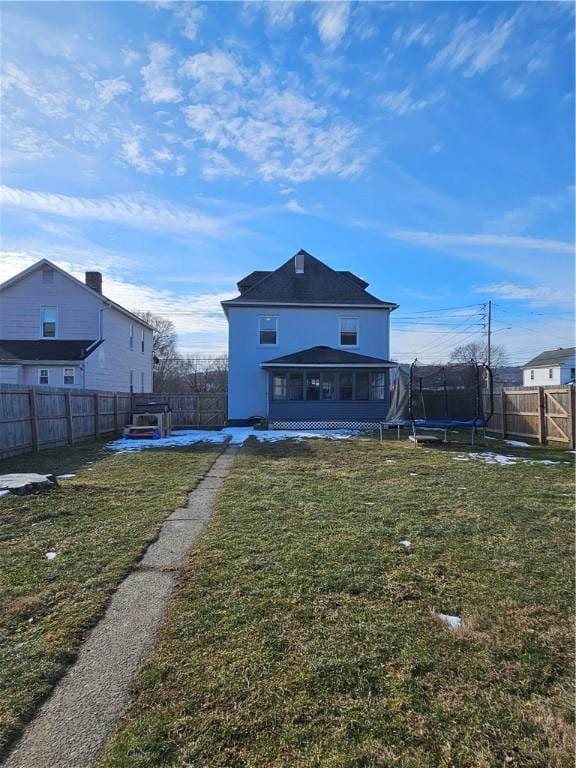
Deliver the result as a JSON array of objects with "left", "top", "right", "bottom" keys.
[
  {"left": 537, "top": 387, "right": 546, "bottom": 444},
  {"left": 113, "top": 393, "right": 119, "bottom": 431},
  {"left": 29, "top": 388, "right": 39, "bottom": 452},
  {"left": 94, "top": 393, "right": 100, "bottom": 440},
  {"left": 195, "top": 395, "right": 201, "bottom": 429},
  {"left": 65, "top": 391, "right": 74, "bottom": 445},
  {"left": 501, "top": 391, "right": 507, "bottom": 439}
]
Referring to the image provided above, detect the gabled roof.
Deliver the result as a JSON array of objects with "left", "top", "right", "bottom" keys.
[
  {"left": 0, "top": 259, "right": 153, "bottom": 330},
  {"left": 0, "top": 339, "right": 103, "bottom": 363},
  {"left": 523, "top": 347, "right": 576, "bottom": 368},
  {"left": 224, "top": 250, "right": 397, "bottom": 309},
  {"left": 261, "top": 345, "right": 396, "bottom": 368}
]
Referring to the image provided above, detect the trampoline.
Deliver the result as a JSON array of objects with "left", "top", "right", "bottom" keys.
[{"left": 381, "top": 361, "right": 493, "bottom": 446}]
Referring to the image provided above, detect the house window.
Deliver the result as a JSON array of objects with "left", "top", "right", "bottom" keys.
[
  {"left": 141, "top": 371, "right": 145, "bottom": 392},
  {"left": 548, "top": 368, "right": 553, "bottom": 379},
  {"left": 339, "top": 372, "right": 353, "bottom": 400},
  {"left": 355, "top": 372, "right": 370, "bottom": 400},
  {"left": 339, "top": 318, "right": 358, "bottom": 346},
  {"left": 306, "top": 372, "right": 320, "bottom": 400},
  {"left": 272, "top": 373, "right": 287, "bottom": 399},
  {"left": 41, "top": 307, "right": 57, "bottom": 338},
  {"left": 571, "top": 368, "right": 575, "bottom": 380},
  {"left": 259, "top": 316, "right": 278, "bottom": 345},
  {"left": 38, "top": 368, "right": 49, "bottom": 385},
  {"left": 321, "top": 372, "right": 336, "bottom": 400},
  {"left": 530, "top": 370, "right": 534, "bottom": 380},
  {"left": 129, "top": 324, "right": 134, "bottom": 349},
  {"left": 63, "top": 367, "right": 75, "bottom": 385},
  {"left": 129, "top": 370, "right": 134, "bottom": 393},
  {"left": 42, "top": 268, "right": 54, "bottom": 284},
  {"left": 141, "top": 329, "right": 145, "bottom": 353},
  {"left": 288, "top": 372, "right": 303, "bottom": 400},
  {"left": 370, "top": 372, "right": 387, "bottom": 400}
]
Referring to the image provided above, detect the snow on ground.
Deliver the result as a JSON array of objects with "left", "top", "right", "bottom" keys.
[
  {"left": 433, "top": 611, "right": 462, "bottom": 630},
  {"left": 107, "top": 427, "right": 360, "bottom": 451},
  {"left": 504, "top": 440, "right": 532, "bottom": 448},
  {"left": 454, "top": 451, "right": 564, "bottom": 466}
]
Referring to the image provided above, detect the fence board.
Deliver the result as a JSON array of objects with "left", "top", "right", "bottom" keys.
[{"left": 485, "top": 385, "right": 574, "bottom": 446}]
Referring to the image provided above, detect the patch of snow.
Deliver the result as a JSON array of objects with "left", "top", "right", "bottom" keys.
[
  {"left": 106, "top": 427, "right": 359, "bottom": 451},
  {"left": 409, "top": 472, "right": 418, "bottom": 476},
  {"left": 433, "top": 611, "right": 462, "bottom": 630},
  {"left": 45, "top": 551, "right": 57, "bottom": 560},
  {"left": 0, "top": 490, "right": 11, "bottom": 497},
  {"left": 484, "top": 435, "right": 496, "bottom": 440},
  {"left": 400, "top": 539, "right": 411, "bottom": 548},
  {"left": 504, "top": 440, "right": 532, "bottom": 448},
  {"left": 56, "top": 474, "right": 76, "bottom": 480},
  {"left": 453, "top": 452, "right": 562, "bottom": 467}
]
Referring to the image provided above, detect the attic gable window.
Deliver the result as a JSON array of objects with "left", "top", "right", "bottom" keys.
[
  {"left": 339, "top": 317, "right": 359, "bottom": 347},
  {"left": 259, "top": 316, "right": 278, "bottom": 345},
  {"left": 41, "top": 268, "right": 54, "bottom": 284}
]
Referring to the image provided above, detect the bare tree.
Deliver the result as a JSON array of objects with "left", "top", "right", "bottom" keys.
[
  {"left": 449, "top": 341, "right": 507, "bottom": 367},
  {"left": 132, "top": 310, "right": 178, "bottom": 391}
]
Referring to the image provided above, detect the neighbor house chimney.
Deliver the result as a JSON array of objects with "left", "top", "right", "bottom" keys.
[
  {"left": 85, "top": 271, "right": 102, "bottom": 293},
  {"left": 294, "top": 250, "right": 305, "bottom": 274}
]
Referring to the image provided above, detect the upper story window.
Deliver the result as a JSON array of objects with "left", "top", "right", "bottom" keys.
[
  {"left": 548, "top": 368, "right": 553, "bottom": 379},
  {"left": 259, "top": 316, "right": 278, "bottom": 345},
  {"left": 530, "top": 370, "right": 534, "bottom": 380},
  {"left": 41, "top": 268, "right": 54, "bottom": 284},
  {"left": 41, "top": 307, "right": 57, "bottom": 338},
  {"left": 129, "top": 324, "right": 134, "bottom": 349},
  {"left": 141, "top": 328, "right": 145, "bottom": 353},
  {"left": 141, "top": 371, "right": 145, "bottom": 392},
  {"left": 38, "top": 368, "right": 49, "bottom": 385},
  {"left": 64, "top": 367, "right": 75, "bottom": 385},
  {"left": 129, "top": 369, "right": 134, "bottom": 393},
  {"left": 339, "top": 317, "right": 359, "bottom": 346}
]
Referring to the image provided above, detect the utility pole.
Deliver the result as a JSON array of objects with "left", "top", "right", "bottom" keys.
[{"left": 487, "top": 300, "right": 492, "bottom": 368}]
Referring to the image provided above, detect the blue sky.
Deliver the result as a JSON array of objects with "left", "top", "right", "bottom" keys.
[{"left": 1, "top": 0, "right": 574, "bottom": 363}]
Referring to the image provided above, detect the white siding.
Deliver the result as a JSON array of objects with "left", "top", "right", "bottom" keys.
[
  {"left": 0, "top": 365, "right": 22, "bottom": 384},
  {"left": 522, "top": 360, "right": 576, "bottom": 387}
]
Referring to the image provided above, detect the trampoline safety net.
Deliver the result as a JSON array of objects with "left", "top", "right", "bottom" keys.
[{"left": 386, "top": 362, "right": 493, "bottom": 428}]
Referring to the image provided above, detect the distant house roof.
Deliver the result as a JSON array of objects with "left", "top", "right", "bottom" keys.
[
  {"left": 224, "top": 250, "right": 398, "bottom": 309},
  {"left": 0, "top": 339, "right": 103, "bottom": 363},
  {"left": 261, "top": 345, "right": 397, "bottom": 368},
  {"left": 0, "top": 259, "right": 153, "bottom": 330},
  {"left": 523, "top": 347, "right": 576, "bottom": 369}
]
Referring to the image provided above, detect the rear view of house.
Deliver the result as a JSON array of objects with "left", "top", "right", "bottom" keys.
[
  {"left": 0, "top": 259, "right": 153, "bottom": 393},
  {"left": 522, "top": 347, "right": 576, "bottom": 387},
  {"left": 222, "top": 250, "right": 398, "bottom": 427}
]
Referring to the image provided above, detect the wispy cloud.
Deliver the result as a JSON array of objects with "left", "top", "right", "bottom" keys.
[
  {"left": 432, "top": 14, "right": 516, "bottom": 77},
  {"left": 393, "top": 24, "right": 434, "bottom": 47},
  {"left": 501, "top": 77, "right": 526, "bottom": 99},
  {"left": 474, "top": 282, "right": 574, "bottom": 304},
  {"left": 390, "top": 230, "right": 574, "bottom": 254},
  {"left": 315, "top": 2, "right": 350, "bottom": 50},
  {"left": 379, "top": 87, "right": 439, "bottom": 115},
  {"left": 0, "top": 185, "right": 233, "bottom": 236},
  {"left": 95, "top": 77, "right": 132, "bottom": 105},
  {"left": 140, "top": 42, "right": 182, "bottom": 103}
]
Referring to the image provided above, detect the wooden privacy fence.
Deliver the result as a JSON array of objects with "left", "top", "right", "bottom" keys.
[
  {"left": 0, "top": 386, "right": 228, "bottom": 458},
  {"left": 484, "top": 386, "right": 575, "bottom": 447}
]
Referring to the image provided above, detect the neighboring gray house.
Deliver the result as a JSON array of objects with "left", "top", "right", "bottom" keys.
[
  {"left": 0, "top": 259, "right": 153, "bottom": 393},
  {"left": 222, "top": 250, "right": 398, "bottom": 427},
  {"left": 522, "top": 347, "right": 576, "bottom": 387}
]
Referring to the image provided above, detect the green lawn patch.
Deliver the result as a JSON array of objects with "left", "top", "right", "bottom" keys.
[
  {"left": 99, "top": 436, "right": 574, "bottom": 768},
  {"left": 0, "top": 441, "right": 222, "bottom": 758}
]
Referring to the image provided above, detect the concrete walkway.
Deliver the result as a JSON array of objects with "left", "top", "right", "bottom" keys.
[{"left": 3, "top": 444, "right": 239, "bottom": 768}]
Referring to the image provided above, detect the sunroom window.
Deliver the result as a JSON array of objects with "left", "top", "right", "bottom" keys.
[
  {"left": 288, "top": 372, "right": 303, "bottom": 400},
  {"left": 370, "top": 372, "right": 387, "bottom": 400},
  {"left": 272, "top": 373, "right": 287, "bottom": 399},
  {"left": 306, "top": 372, "right": 320, "bottom": 400}
]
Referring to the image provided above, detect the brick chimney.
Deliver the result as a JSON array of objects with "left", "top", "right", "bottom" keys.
[{"left": 85, "top": 271, "right": 102, "bottom": 293}]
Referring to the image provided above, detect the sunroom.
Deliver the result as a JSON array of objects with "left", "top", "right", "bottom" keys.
[{"left": 261, "top": 346, "right": 397, "bottom": 429}]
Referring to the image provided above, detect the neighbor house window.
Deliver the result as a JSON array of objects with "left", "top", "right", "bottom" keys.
[
  {"left": 339, "top": 372, "right": 353, "bottom": 400},
  {"left": 41, "top": 268, "right": 54, "bottom": 284},
  {"left": 272, "top": 373, "right": 287, "bottom": 399},
  {"left": 41, "top": 307, "right": 57, "bottom": 338},
  {"left": 63, "top": 367, "right": 75, "bottom": 385},
  {"left": 306, "top": 372, "right": 320, "bottom": 400},
  {"left": 370, "top": 372, "right": 387, "bottom": 400},
  {"left": 129, "top": 370, "right": 134, "bottom": 393},
  {"left": 571, "top": 368, "right": 575, "bottom": 379},
  {"left": 129, "top": 324, "right": 134, "bottom": 349},
  {"left": 141, "top": 371, "right": 145, "bottom": 392},
  {"left": 38, "top": 368, "right": 49, "bottom": 385},
  {"left": 288, "top": 372, "right": 303, "bottom": 400},
  {"left": 339, "top": 318, "right": 358, "bottom": 346},
  {"left": 259, "top": 316, "right": 278, "bottom": 345},
  {"left": 141, "top": 329, "right": 145, "bottom": 353},
  {"left": 530, "top": 370, "right": 534, "bottom": 380},
  {"left": 548, "top": 368, "right": 553, "bottom": 379}
]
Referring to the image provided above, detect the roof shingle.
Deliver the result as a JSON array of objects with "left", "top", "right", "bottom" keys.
[{"left": 523, "top": 347, "right": 576, "bottom": 368}]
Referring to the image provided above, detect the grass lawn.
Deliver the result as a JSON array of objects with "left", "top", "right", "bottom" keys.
[
  {"left": 0, "top": 440, "right": 223, "bottom": 759},
  {"left": 99, "top": 436, "right": 574, "bottom": 768}
]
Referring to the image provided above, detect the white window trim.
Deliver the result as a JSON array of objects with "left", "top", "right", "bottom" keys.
[
  {"left": 63, "top": 367, "right": 75, "bottom": 385},
  {"left": 38, "top": 368, "right": 49, "bottom": 385},
  {"left": 258, "top": 315, "right": 279, "bottom": 347},
  {"left": 338, "top": 316, "right": 360, "bottom": 348},
  {"left": 40, "top": 306, "right": 58, "bottom": 339}
]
